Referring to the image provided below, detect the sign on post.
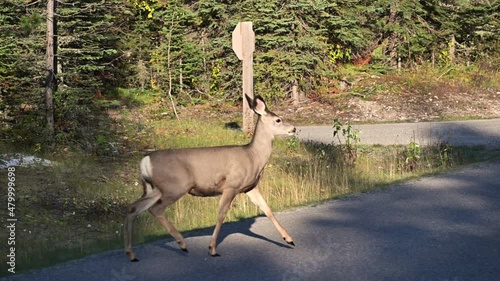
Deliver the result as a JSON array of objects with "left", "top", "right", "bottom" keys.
[{"left": 232, "top": 22, "right": 255, "bottom": 134}]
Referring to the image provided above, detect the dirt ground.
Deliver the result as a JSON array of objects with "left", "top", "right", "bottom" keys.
[
  {"left": 273, "top": 74, "right": 500, "bottom": 125},
  {"left": 288, "top": 90, "right": 500, "bottom": 125},
  {"left": 178, "top": 89, "right": 500, "bottom": 126}
]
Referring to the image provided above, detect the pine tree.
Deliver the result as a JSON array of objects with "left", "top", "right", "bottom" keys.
[
  {"left": 455, "top": 0, "right": 499, "bottom": 62},
  {"left": 364, "top": 0, "right": 435, "bottom": 66},
  {"left": 236, "top": 0, "right": 335, "bottom": 101},
  {"left": 0, "top": 0, "right": 46, "bottom": 142}
]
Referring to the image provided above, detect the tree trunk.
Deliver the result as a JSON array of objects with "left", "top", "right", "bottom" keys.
[
  {"left": 179, "top": 56, "right": 183, "bottom": 96},
  {"left": 388, "top": 2, "right": 399, "bottom": 67},
  {"left": 449, "top": 34, "right": 456, "bottom": 64},
  {"left": 45, "top": 0, "right": 56, "bottom": 146},
  {"left": 166, "top": 14, "right": 179, "bottom": 119},
  {"left": 291, "top": 80, "right": 299, "bottom": 106}
]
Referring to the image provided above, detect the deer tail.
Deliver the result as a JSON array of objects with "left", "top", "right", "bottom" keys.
[{"left": 140, "top": 155, "right": 154, "bottom": 196}]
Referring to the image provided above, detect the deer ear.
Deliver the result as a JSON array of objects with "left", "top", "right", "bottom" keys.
[{"left": 245, "top": 95, "right": 267, "bottom": 115}]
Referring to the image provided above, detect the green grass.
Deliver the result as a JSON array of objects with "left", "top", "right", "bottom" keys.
[
  {"left": 107, "top": 88, "right": 163, "bottom": 107},
  {"left": 1, "top": 118, "right": 498, "bottom": 276}
]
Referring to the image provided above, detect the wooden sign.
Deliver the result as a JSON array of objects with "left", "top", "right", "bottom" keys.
[{"left": 232, "top": 22, "right": 255, "bottom": 134}]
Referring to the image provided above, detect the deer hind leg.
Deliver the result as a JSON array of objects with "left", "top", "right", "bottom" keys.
[
  {"left": 124, "top": 188, "right": 162, "bottom": 262},
  {"left": 209, "top": 190, "right": 237, "bottom": 256},
  {"left": 148, "top": 196, "right": 187, "bottom": 252},
  {"left": 246, "top": 187, "right": 295, "bottom": 246}
]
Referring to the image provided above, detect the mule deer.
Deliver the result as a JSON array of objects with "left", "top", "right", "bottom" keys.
[{"left": 124, "top": 95, "right": 296, "bottom": 261}]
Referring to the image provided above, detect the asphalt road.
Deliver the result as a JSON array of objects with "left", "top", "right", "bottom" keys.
[
  {"left": 297, "top": 118, "right": 500, "bottom": 148},
  {"left": 3, "top": 119, "right": 500, "bottom": 281}
]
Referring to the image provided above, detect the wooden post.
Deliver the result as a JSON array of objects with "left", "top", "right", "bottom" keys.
[
  {"left": 291, "top": 80, "right": 299, "bottom": 106},
  {"left": 232, "top": 22, "right": 255, "bottom": 134},
  {"left": 449, "top": 34, "right": 456, "bottom": 64},
  {"left": 46, "top": 0, "right": 56, "bottom": 146}
]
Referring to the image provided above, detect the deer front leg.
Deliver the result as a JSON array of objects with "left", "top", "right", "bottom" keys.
[
  {"left": 246, "top": 187, "right": 295, "bottom": 246},
  {"left": 209, "top": 190, "right": 237, "bottom": 256}
]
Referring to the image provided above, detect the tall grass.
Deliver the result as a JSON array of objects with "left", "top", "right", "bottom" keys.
[{"left": 0, "top": 119, "right": 493, "bottom": 276}]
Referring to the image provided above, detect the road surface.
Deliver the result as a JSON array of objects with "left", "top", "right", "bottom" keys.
[
  {"left": 3, "top": 119, "right": 500, "bottom": 281},
  {"left": 297, "top": 118, "right": 500, "bottom": 148}
]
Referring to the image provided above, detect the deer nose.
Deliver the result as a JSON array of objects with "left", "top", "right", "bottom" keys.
[{"left": 290, "top": 127, "right": 296, "bottom": 134}]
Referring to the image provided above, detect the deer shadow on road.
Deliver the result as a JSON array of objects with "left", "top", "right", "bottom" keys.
[{"left": 155, "top": 215, "right": 293, "bottom": 255}]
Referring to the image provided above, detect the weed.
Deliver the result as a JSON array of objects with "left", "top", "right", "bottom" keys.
[
  {"left": 438, "top": 142, "right": 452, "bottom": 167},
  {"left": 403, "top": 139, "right": 421, "bottom": 171},
  {"left": 328, "top": 44, "right": 351, "bottom": 65},
  {"left": 286, "top": 135, "right": 299, "bottom": 151},
  {"left": 210, "top": 59, "right": 224, "bottom": 100},
  {"left": 95, "top": 134, "right": 118, "bottom": 156},
  {"left": 333, "top": 118, "right": 360, "bottom": 165}
]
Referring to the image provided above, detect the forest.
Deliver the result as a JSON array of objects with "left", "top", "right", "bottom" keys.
[{"left": 0, "top": 0, "right": 498, "bottom": 150}]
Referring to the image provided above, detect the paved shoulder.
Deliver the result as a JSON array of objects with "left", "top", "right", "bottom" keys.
[
  {"left": 5, "top": 162, "right": 500, "bottom": 281},
  {"left": 297, "top": 118, "right": 500, "bottom": 148}
]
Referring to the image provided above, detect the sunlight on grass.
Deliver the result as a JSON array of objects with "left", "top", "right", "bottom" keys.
[{"left": 150, "top": 119, "right": 247, "bottom": 149}]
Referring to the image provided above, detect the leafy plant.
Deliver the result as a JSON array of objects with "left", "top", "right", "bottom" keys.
[
  {"left": 403, "top": 139, "right": 421, "bottom": 171},
  {"left": 95, "top": 134, "right": 118, "bottom": 156},
  {"left": 209, "top": 59, "right": 223, "bottom": 99},
  {"left": 438, "top": 142, "right": 452, "bottom": 167},
  {"left": 286, "top": 135, "right": 299, "bottom": 151},
  {"left": 333, "top": 118, "right": 360, "bottom": 165},
  {"left": 328, "top": 44, "right": 352, "bottom": 65}
]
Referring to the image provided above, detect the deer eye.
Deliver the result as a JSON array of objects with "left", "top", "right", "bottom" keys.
[{"left": 276, "top": 118, "right": 282, "bottom": 124}]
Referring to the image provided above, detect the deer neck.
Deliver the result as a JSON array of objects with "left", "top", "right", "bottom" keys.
[{"left": 247, "top": 116, "right": 274, "bottom": 168}]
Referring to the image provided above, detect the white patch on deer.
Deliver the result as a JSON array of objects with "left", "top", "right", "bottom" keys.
[{"left": 140, "top": 156, "right": 154, "bottom": 194}]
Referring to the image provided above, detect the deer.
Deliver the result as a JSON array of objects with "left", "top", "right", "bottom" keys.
[{"left": 124, "top": 95, "right": 296, "bottom": 261}]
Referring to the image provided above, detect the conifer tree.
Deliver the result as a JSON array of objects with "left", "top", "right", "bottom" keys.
[{"left": 0, "top": 0, "right": 46, "bottom": 142}]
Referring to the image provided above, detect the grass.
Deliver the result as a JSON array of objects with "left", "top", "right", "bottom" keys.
[{"left": 1, "top": 115, "right": 498, "bottom": 276}]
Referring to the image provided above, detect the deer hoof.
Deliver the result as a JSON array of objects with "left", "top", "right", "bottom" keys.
[
  {"left": 208, "top": 246, "right": 220, "bottom": 257},
  {"left": 126, "top": 251, "right": 139, "bottom": 262},
  {"left": 181, "top": 248, "right": 189, "bottom": 253},
  {"left": 283, "top": 238, "right": 295, "bottom": 246}
]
